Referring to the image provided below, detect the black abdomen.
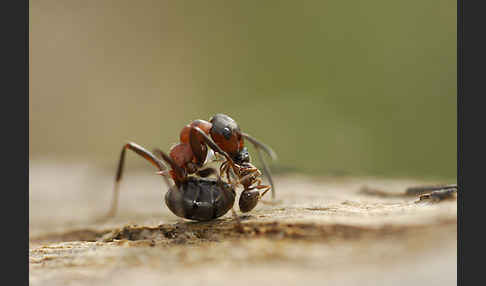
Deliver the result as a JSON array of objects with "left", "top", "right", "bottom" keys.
[{"left": 164, "top": 177, "right": 236, "bottom": 221}]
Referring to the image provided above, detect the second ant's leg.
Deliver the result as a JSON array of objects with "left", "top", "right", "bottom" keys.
[
  {"left": 254, "top": 181, "right": 281, "bottom": 205},
  {"left": 221, "top": 162, "right": 237, "bottom": 186},
  {"left": 237, "top": 167, "right": 260, "bottom": 186},
  {"left": 219, "top": 161, "right": 229, "bottom": 181},
  {"left": 214, "top": 169, "right": 243, "bottom": 232},
  {"left": 107, "top": 142, "right": 167, "bottom": 218},
  {"left": 219, "top": 157, "right": 241, "bottom": 186},
  {"left": 226, "top": 167, "right": 233, "bottom": 185},
  {"left": 254, "top": 184, "right": 272, "bottom": 198},
  {"left": 230, "top": 208, "right": 244, "bottom": 233}
]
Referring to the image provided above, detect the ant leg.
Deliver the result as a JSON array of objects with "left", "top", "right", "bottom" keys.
[
  {"left": 219, "top": 161, "right": 227, "bottom": 178},
  {"left": 189, "top": 126, "right": 208, "bottom": 167},
  {"left": 249, "top": 178, "right": 280, "bottom": 206},
  {"left": 255, "top": 184, "right": 272, "bottom": 198},
  {"left": 107, "top": 142, "right": 168, "bottom": 218},
  {"left": 152, "top": 148, "right": 186, "bottom": 184},
  {"left": 220, "top": 161, "right": 235, "bottom": 185},
  {"left": 213, "top": 168, "right": 242, "bottom": 230},
  {"left": 230, "top": 207, "right": 244, "bottom": 232},
  {"left": 226, "top": 167, "right": 233, "bottom": 185},
  {"left": 236, "top": 167, "right": 260, "bottom": 185},
  {"left": 220, "top": 161, "right": 237, "bottom": 185},
  {"left": 191, "top": 126, "right": 240, "bottom": 178},
  {"left": 241, "top": 133, "right": 277, "bottom": 199}
]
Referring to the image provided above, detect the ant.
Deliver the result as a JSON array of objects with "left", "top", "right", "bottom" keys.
[
  {"left": 105, "top": 114, "right": 277, "bottom": 220},
  {"left": 170, "top": 114, "right": 277, "bottom": 210}
]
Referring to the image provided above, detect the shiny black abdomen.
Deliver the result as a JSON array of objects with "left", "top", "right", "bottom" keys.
[{"left": 164, "top": 177, "right": 236, "bottom": 221}]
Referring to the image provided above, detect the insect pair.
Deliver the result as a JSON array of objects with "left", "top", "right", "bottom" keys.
[{"left": 106, "top": 114, "right": 277, "bottom": 221}]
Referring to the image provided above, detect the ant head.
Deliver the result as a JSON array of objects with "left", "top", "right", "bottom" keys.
[
  {"left": 238, "top": 189, "right": 260, "bottom": 213},
  {"left": 233, "top": 147, "right": 250, "bottom": 165},
  {"left": 209, "top": 114, "right": 244, "bottom": 158}
]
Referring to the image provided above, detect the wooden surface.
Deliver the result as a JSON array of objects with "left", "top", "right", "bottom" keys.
[{"left": 29, "top": 162, "right": 457, "bottom": 286}]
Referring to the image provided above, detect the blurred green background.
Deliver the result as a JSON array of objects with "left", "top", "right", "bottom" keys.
[{"left": 29, "top": 0, "right": 456, "bottom": 180}]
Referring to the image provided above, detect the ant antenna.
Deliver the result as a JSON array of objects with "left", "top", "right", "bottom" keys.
[{"left": 241, "top": 133, "right": 277, "bottom": 199}]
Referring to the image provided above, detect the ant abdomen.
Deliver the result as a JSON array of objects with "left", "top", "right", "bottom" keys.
[{"left": 164, "top": 177, "right": 236, "bottom": 221}]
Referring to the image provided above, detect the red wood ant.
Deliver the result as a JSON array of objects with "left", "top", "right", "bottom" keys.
[
  {"left": 171, "top": 114, "right": 277, "bottom": 205},
  {"left": 105, "top": 114, "right": 277, "bottom": 220}
]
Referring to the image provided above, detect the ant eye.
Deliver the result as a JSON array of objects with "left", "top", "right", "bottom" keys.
[{"left": 222, "top": 127, "right": 232, "bottom": 140}]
